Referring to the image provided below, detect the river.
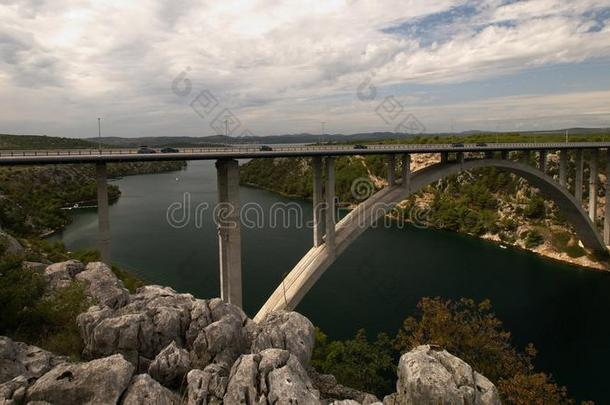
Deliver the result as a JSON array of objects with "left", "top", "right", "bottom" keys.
[{"left": 51, "top": 160, "right": 610, "bottom": 402}]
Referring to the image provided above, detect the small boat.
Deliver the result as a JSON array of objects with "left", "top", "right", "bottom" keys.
[{"left": 499, "top": 244, "right": 507, "bottom": 249}]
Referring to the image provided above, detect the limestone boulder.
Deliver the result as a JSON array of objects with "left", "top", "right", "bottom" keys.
[
  {"left": 148, "top": 341, "right": 191, "bottom": 388},
  {"left": 75, "top": 262, "right": 129, "bottom": 309},
  {"left": 0, "top": 232, "right": 23, "bottom": 256},
  {"left": 78, "top": 285, "right": 195, "bottom": 369},
  {"left": 395, "top": 345, "right": 501, "bottom": 405},
  {"left": 252, "top": 310, "right": 315, "bottom": 367},
  {"left": 0, "top": 375, "right": 28, "bottom": 405},
  {"left": 0, "top": 336, "right": 67, "bottom": 384},
  {"left": 121, "top": 374, "right": 180, "bottom": 405},
  {"left": 21, "top": 261, "right": 47, "bottom": 273},
  {"left": 186, "top": 298, "right": 253, "bottom": 370},
  {"left": 224, "top": 348, "right": 320, "bottom": 404},
  {"left": 44, "top": 260, "right": 84, "bottom": 291},
  {"left": 310, "top": 369, "right": 379, "bottom": 404},
  {"left": 26, "top": 354, "right": 134, "bottom": 405},
  {"left": 186, "top": 364, "right": 230, "bottom": 405}
]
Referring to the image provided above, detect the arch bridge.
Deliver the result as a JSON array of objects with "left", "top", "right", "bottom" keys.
[{"left": 2, "top": 143, "right": 608, "bottom": 315}]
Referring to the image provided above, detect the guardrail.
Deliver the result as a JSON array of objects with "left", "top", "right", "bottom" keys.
[{"left": 0, "top": 142, "right": 609, "bottom": 158}]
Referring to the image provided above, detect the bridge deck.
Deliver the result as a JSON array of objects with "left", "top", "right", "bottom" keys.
[{"left": 0, "top": 142, "right": 609, "bottom": 165}]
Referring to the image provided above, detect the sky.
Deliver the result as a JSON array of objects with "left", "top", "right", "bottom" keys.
[{"left": 1, "top": 0, "right": 610, "bottom": 138}]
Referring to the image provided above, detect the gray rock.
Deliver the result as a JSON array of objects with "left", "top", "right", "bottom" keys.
[
  {"left": 78, "top": 285, "right": 195, "bottom": 369},
  {"left": 26, "top": 354, "right": 134, "bottom": 405},
  {"left": 44, "top": 260, "right": 84, "bottom": 291},
  {"left": 330, "top": 401, "right": 361, "bottom": 405},
  {"left": 75, "top": 262, "right": 129, "bottom": 309},
  {"left": 148, "top": 341, "right": 190, "bottom": 388},
  {"left": 395, "top": 345, "right": 501, "bottom": 405},
  {"left": 0, "top": 232, "right": 23, "bottom": 256},
  {"left": 252, "top": 311, "right": 315, "bottom": 367},
  {"left": 186, "top": 364, "right": 229, "bottom": 405},
  {"left": 309, "top": 369, "right": 379, "bottom": 404},
  {"left": 186, "top": 298, "right": 252, "bottom": 370},
  {"left": 0, "top": 336, "right": 67, "bottom": 384},
  {"left": 121, "top": 374, "right": 180, "bottom": 405},
  {"left": 21, "top": 261, "right": 47, "bottom": 273},
  {"left": 224, "top": 348, "right": 320, "bottom": 404},
  {"left": 0, "top": 375, "right": 28, "bottom": 405}
]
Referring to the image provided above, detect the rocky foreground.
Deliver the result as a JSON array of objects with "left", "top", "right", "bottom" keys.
[{"left": 1, "top": 261, "right": 502, "bottom": 404}]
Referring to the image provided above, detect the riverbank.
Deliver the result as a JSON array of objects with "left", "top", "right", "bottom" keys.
[{"left": 240, "top": 152, "right": 610, "bottom": 272}]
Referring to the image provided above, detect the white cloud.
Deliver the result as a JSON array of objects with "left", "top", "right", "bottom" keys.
[{"left": 0, "top": 0, "right": 609, "bottom": 137}]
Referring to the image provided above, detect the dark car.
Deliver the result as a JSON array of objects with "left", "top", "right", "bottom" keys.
[
  {"left": 353, "top": 144, "right": 368, "bottom": 150},
  {"left": 161, "top": 147, "right": 179, "bottom": 153},
  {"left": 137, "top": 146, "right": 156, "bottom": 154},
  {"left": 259, "top": 145, "right": 273, "bottom": 151},
  {"left": 476, "top": 142, "right": 487, "bottom": 147},
  {"left": 451, "top": 143, "right": 464, "bottom": 147}
]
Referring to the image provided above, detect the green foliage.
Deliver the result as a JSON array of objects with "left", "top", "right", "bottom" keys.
[
  {"left": 0, "top": 134, "right": 97, "bottom": 150},
  {"left": 525, "top": 196, "right": 546, "bottom": 219},
  {"left": 523, "top": 230, "right": 544, "bottom": 249},
  {"left": 312, "top": 328, "right": 395, "bottom": 396},
  {"left": 111, "top": 264, "right": 146, "bottom": 293}
]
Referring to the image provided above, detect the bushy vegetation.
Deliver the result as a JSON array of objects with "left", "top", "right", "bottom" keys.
[
  {"left": 0, "top": 134, "right": 97, "bottom": 150},
  {"left": 313, "top": 297, "right": 593, "bottom": 404}
]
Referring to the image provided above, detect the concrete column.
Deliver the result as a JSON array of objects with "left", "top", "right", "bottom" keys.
[
  {"left": 95, "top": 162, "right": 111, "bottom": 264},
  {"left": 216, "top": 159, "right": 242, "bottom": 307},
  {"left": 325, "top": 158, "right": 336, "bottom": 251},
  {"left": 457, "top": 151, "right": 464, "bottom": 164},
  {"left": 604, "top": 149, "right": 610, "bottom": 246},
  {"left": 440, "top": 152, "right": 448, "bottom": 163},
  {"left": 401, "top": 154, "right": 411, "bottom": 191},
  {"left": 538, "top": 150, "right": 547, "bottom": 173},
  {"left": 312, "top": 157, "right": 324, "bottom": 247},
  {"left": 386, "top": 155, "right": 396, "bottom": 186},
  {"left": 484, "top": 151, "right": 493, "bottom": 159},
  {"left": 559, "top": 150, "right": 568, "bottom": 187},
  {"left": 589, "top": 150, "right": 598, "bottom": 222},
  {"left": 575, "top": 149, "right": 584, "bottom": 204},
  {"left": 500, "top": 150, "right": 509, "bottom": 160},
  {"left": 520, "top": 150, "right": 530, "bottom": 164}
]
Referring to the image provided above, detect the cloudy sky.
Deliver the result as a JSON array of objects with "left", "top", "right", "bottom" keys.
[{"left": 1, "top": 0, "right": 610, "bottom": 138}]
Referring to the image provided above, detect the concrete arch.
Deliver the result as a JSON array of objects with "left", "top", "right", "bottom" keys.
[{"left": 254, "top": 158, "right": 606, "bottom": 321}]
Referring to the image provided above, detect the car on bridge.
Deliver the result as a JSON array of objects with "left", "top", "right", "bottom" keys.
[
  {"left": 259, "top": 145, "right": 273, "bottom": 151},
  {"left": 137, "top": 146, "right": 157, "bottom": 154},
  {"left": 476, "top": 142, "right": 487, "bottom": 147},
  {"left": 160, "top": 147, "right": 179, "bottom": 153},
  {"left": 353, "top": 144, "right": 368, "bottom": 150},
  {"left": 451, "top": 142, "right": 464, "bottom": 147}
]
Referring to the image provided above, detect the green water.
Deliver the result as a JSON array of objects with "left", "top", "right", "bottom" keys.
[{"left": 52, "top": 160, "right": 610, "bottom": 402}]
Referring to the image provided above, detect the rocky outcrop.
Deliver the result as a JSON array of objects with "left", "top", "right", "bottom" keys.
[
  {"left": 224, "top": 348, "right": 320, "bottom": 404},
  {"left": 0, "top": 336, "right": 67, "bottom": 383},
  {"left": 75, "top": 262, "right": 130, "bottom": 308},
  {"left": 0, "top": 231, "right": 23, "bottom": 256},
  {"left": 148, "top": 341, "right": 190, "bottom": 388},
  {"left": 251, "top": 310, "right": 315, "bottom": 367},
  {"left": 0, "top": 375, "right": 28, "bottom": 405},
  {"left": 185, "top": 364, "right": 229, "bottom": 405},
  {"left": 26, "top": 354, "right": 134, "bottom": 405},
  {"left": 77, "top": 285, "right": 194, "bottom": 370},
  {"left": 310, "top": 369, "right": 379, "bottom": 404},
  {"left": 43, "top": 260, "right": 84, "bottom": 291},
  {"left": 121, "top": 374, "right": 180, "bottom": 405},
  {"left": 392, "top": 345, "right": 501, "bottom": 405}
]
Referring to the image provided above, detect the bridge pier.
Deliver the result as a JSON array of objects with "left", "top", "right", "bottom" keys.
[
  {"left": 95, "top": 162, "right": 111, "bottom": 264},
  {"left": 589, "top": 150, "right": 598, "bottom": 222},
  {"left": 325, "top": 157, "right": 336, "bottom": 251},
  {"left": 538, "top": 150, "right": 547, "bottom": 173},
  {"left": 575, "top": 149, "right": 584, "bottom": 204},
  {"left": 386, "top": 155, "right": 396, "bottom": 185},
  {"left": 520, "top": 150, "right": 530, "bottom": 164},
  {"left": 216, "top": 159, "right": 242, "bottom": 308},
  {"left": 440, "top": 152, "right": 448, "bottom": 164},
  {"left": 457, "top": 151, "right": 464, "bottom": 164},
  {"left": 605, "top": 149, "right": 610, "bottom": 245},
  {"left": 401, "top": 154, "right": 411, "bottom": 191},
  {"left": 559, "top": 150, "right": 568, "bottom": 187},
  {"left": 500, "top": 150, "right": 509, "bottom": 160},
  {"left": 312, "top": 157, "right": 325, "bottom": 247}
]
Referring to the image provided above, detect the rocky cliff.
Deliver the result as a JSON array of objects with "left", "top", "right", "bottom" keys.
[{"left": 0, "top": 260, "right": 501, "bottom": 404}]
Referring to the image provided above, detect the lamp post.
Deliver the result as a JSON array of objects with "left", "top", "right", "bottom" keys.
[{"left": 97, "top": 118, "right": 101, "bottom": 153}]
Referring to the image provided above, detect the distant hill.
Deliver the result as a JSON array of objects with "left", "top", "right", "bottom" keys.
[
  {"left": 89, "top": 128, "right": 610, "bottom": 147},
  {"left": 0, "top": 134, "right": 97, "bottom": 150}
]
